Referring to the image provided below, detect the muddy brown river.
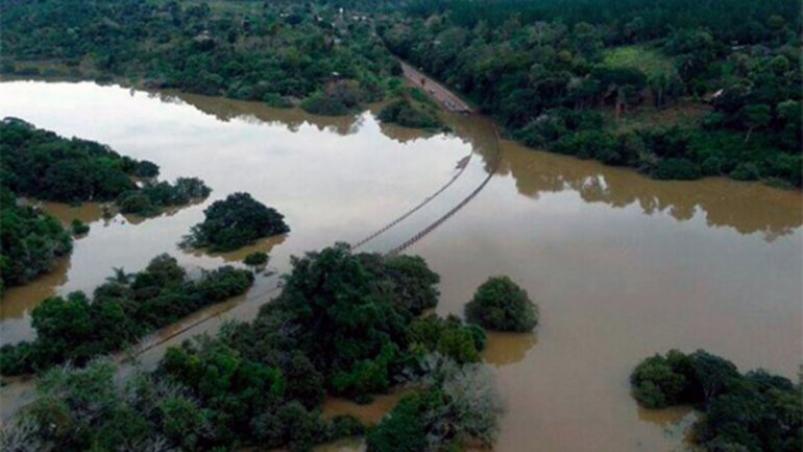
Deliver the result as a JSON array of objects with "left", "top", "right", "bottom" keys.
[{"left": 1, "top": 81, "right": 801, "bottom": 451}]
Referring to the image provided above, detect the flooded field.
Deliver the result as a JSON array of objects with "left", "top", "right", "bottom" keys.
[{"left": 1, "top": 81, "right": 801, "bottom": 451}]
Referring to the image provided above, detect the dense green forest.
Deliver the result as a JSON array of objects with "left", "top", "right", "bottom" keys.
[
  {"left": 1, "top": 244, "right": 502, "bottom": 451},
  {"left": 0, "top": 254, "right": 254, "bottom": 376},
  {"left": 380, "top": 0, "right": 802, "bottom": 186},
  {"left": 1, "top": 118, "right": 153, "bottom": 203},
  {"left": 0, "top": 118, "right": 211, "bottom": 210},
  {"left": 631, "top": 349, "right": 801, "bottom": 451},
  {"left": 0, "top": 0, "right": 400, "bottom": 115}
]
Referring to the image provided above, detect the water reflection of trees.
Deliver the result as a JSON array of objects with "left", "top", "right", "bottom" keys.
[
  {"left": 151, "top": 91, "right": 362, "bottom": 136},
  {"left": 185, "top": 234, "right": 287, "bottom": 263},
  {"left": 151, "top": 89, "right": 801, "bottom": 241},
  {"left": 496, "top": 142, "right": 802, "bottom": 241},
  {"left": 0, "top": 258, "right": 69, "bottom": 321},
  {"left": 377, "top": 122, "right": 438, "bottom": 144},
  {"left": 483, "top": 332, "right": 538, "bottom": 367},
  {"left": 443, "top": 113, "right": 501, "bottom": 174}
]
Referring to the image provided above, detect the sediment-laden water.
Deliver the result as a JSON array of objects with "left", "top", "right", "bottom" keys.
[{"left": 1, "top": 81, "right": 800, "bottom": 451}]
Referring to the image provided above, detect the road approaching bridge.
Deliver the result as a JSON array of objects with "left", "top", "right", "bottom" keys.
[{"left": 400, "top": 61, "right": 474, "bottom": 114}]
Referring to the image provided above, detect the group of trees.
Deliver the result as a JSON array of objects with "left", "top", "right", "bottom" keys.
[
  {"left": 1, "top": 118, "right": 212, "bottom": 212},
  {"left": 0, "top": 254, "right": 254, "bottom": 376},
  {"left": 631, "top": 349, "right": 801, "bottom": 451},
  {"left": 465, "top": 276, "right": 538, "bottom": 332},
  {"left": 0, "top": 118, "right": 212, "bottom": 291},
  {"left": 367, "top": 356, "right": 503, "bottom": 451},
  {"left": 379, "top": 0, "right": 801, "bottom": 186},
  {"left": 243, "top": 251, "right": 270, "bottom": 267},
  {"left": 183, "top": 192, "right": 290, "bottom": 252},
  {"left": 378, "top": 86, "right": 445, "bottom": 129},
  {"left": 0, "top": 187, "right": 72, "bottom": 294},
  {"left": 0, "top": 0, "right": 401, "bottom": 115},
  {"left": 1, "top": 118, "right": 152, "bottom": 203},
  {"left": 116, "top": 177, "right": 211, "bottom": 217},
  {"left": 1, "top": 244, "right": 505, "bottom": 451}
]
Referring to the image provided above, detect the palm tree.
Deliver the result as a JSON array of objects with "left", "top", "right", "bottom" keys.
[{"left": 106, "top": 267, "right": 133, "bottom": 285}]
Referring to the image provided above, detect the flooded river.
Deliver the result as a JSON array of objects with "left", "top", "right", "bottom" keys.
[{"left": 1, "top": 81, "right": 801, "bottom": 451}]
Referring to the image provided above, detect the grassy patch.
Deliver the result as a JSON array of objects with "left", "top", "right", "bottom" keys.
[
  {"left": 605, "top": 101, "right": 711, "bottom": 133},
  {"left": 602, "top": 45, "right": 675, "bottom": 78}
]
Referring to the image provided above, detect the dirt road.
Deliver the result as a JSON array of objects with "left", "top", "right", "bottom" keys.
[{"left": 400, "top": 61, "right": 474, "bottom": 113}]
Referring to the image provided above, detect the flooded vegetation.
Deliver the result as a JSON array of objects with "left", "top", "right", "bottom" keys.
[{"left": 1, "top": 81, "right": 800, "bottom": 450}]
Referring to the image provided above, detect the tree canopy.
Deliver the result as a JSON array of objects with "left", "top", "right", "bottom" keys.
[
  {"left": 1, "top": 117, "right": 145, "bottom": 203},
  {"left": 0, "top": 187, "right": 72, "bottom": 294},
  {"left": 1, "top": 244, "right": 503, "bottom": 451},
  {"left": 184, "top": 192, "right": 290, "bottom": 252},
  {"left": 0, "top": 118, "right": 212, "bottom": 291},
  {"left": 631, "top": 349, "right": 801, "bottom": 451},
  {"left": 379, "top": 0, "right": 802, "bottom": 186},
  {"left": 0, "top": 254, "right": 254, "bottom": 376},
  {"left": 0, "top": 0, "right": 401, "bottom": 115},
  {"left": 465, "top": 276, "right": 539, "bottom": 332}
]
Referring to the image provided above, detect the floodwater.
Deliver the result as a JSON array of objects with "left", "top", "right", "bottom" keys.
[{"left": 1, "top": 81, "right": 801, "bottom": 451}]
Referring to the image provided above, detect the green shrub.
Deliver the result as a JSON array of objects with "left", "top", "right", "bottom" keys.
[
  {"left": 117, "top": 191, "right": 156, "bottom": 215},
  {"left": 263, "top": 93, "right": 292, "bottom": 108},
  {"left": 301, "top": 92, "right": 350, "bottom": 116},
  {"left": 71, "top": 219, "right": 90, "bottom": 235},
  {"left": 362, "top": 253, "right": 440, "bottom": 316},
  {"left": 184, "top": 192, "right": 289, "bottom": 252},
  {"left": 378, "top": 98, "right": 442, "bottom": 129},
  {"left": 134, "top": 160, "right": 159, "bottom": 178},
  {"left": 243, "top": 251, "right": 269, "bottom": 267},
  {"left": 117, "top": 178, "right": 211, "bottom": 217},
  {"left": 327, "top": 415, "right": 365, "bottom": 440},
  {"left": 408, "top": 315, "right": 485, "bottom": 364},
  {"left": 730, "top": 162, "right": 761, "bottom": 181},
  {"left": 630, "top": 352, "right": 690, "bottom": 408},
  {"left": 367, "top": 391, "right": 435, "bottom": 452},
  {"left": 465, "top": 276, "right": 538, "bottom": 332},
  {"left": 331, "top": 342, "right": 398, "bottom": 397}
]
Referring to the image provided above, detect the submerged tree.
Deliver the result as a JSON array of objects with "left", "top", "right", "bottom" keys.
[
  {"left": 184, "top": 192, "right": 289, "bottom": 252},
  {"left": 631, "top": 349, "right": 801, "bottom": 450},
  {"left": 465, "top": 276, "right": 539, "bottom": 332}
]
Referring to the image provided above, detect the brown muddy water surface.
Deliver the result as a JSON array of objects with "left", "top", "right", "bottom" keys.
[{"left": 1, "top": 81, "right": 801, "bottom": 451}]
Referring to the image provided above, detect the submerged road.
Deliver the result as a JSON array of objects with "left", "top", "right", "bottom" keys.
[{"left": 400, "top": 61, "right": 475, "bottom": 114}]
